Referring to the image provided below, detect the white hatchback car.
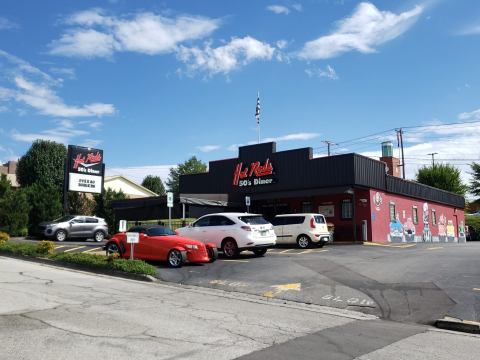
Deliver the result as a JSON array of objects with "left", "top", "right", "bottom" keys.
[
  {"left": 272, "top": 213, "right": 330, "bottom": 248},
  {"left": 176, "top": 213, "right": 276, "bottom": 258}
]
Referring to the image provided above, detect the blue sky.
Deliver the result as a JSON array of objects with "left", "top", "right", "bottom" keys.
[{"left": 0, "top": 0, "right": 479, "bottom": 184}]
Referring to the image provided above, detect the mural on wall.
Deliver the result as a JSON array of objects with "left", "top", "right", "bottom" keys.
[
  {"left": 458, "top": 220, "right": 466, "bottom": 243},
  {"left": 403, "top": 217, "right": 415, "bottom": 242},
  {"left": 438, "top": 214, "right": 447, "bottom": 242},
  {"left": 447, "top": 220, "right": 455, "bottom": 242},
  {"left": 422, "top": 203, "right": 432, "bottom": 242},
  {"left": 373, "top": 192, "right": 382, "bottom": 211},
  {"left": 389, "top": 214, "right": 404, "bottom": 243}
]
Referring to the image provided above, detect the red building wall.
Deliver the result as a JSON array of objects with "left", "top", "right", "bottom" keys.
[{"left": 369, "top": 189, "right": 466, "bottom": 243}]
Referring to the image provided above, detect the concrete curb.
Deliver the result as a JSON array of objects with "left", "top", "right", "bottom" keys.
[
  {"left": 435, "top": 316, "right": 480, "bottom": 334},
  {"left": 0, "top": 253, "right": 156, "bottom": 283}
]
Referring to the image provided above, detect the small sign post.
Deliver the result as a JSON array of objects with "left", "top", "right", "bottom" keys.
[
  {"left": 245, "top": 196, "right": 251, "bottom": 213},
  {"left": 119, "top": 220, "right": 127, "bottom": 233},
  {"left": 167, "top": 192, "right": 173, "bottom": 228},
  {"left": 126, "top": 232, "right": 139, "bottom": 260}
]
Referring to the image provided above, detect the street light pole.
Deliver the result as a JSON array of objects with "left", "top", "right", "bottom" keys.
[{"left": 427, "top": 152, "right": 438, "bottom": 166}]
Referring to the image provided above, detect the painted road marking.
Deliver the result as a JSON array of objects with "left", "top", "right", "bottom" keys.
[
  {"left": 427, "top": 246, "right": 443, "bottom": 250},
  {"left": 473, "top": 288, "right": 480, "bottom": 292},
  {"left": 263, "top": 283, "right": 301, "bottom": 298},
  {"left": 54, "top": 245, "right": 66, "bottom": 250},
  {"left": 279, "top": 249, "right": 293, "bottom": 253},
  {"left": 297, "top": 249, "right": 313, "bottom": 254},
  {"left": 63, "top": 246, "right": 86, "bottom": 253},
  {"left": 321, "top": 294, "right": 376, "bottom": 307},
  {"left": 82, "top": 247, "right": 103, "bottom": 253},
  {"left": 220, "top": 259, "right": 249, "bottom": 263},
  {"left": 209, "top": 280, "right": 248, "bottom": 287},
  {"left": 364, "top": 242, "right": 416, "bottom": 249},
  {"left": 391, "top": 244, "right": 416, "bottom": 248}
]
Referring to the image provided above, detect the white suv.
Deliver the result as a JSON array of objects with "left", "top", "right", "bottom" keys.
[
  {"left": 272, "top": 213, "right": 330, "bottom": 248},
  {"left": 176, "top": 213, "right": 276, "bottom": 258}
]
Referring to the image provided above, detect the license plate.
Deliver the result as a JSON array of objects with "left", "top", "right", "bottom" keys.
[{"left": 260, "top": 231, "right": 267, "bottom": 236}]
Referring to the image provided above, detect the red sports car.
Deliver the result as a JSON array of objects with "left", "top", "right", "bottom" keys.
[{"left": 104, "top": 225, "right": 218, "bottom": 267}]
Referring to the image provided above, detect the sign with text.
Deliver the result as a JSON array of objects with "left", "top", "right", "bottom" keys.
[
  {"left": 126, "top": 232, "right": 140, "bottom": 244},
  {"left": 67, "top": 145, "right": 104, "bottom": 194},
  {"left": 232, "top": 159, "right": 275, "bottom": 187},
  {"left": 167, "top": 192, "right": 173, "bottom": 208},
  {"left": 245, "top": 196, "right": 251, "bottom": 206}
]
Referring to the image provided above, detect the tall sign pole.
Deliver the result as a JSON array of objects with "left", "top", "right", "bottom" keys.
[
  {"left": 167, "top": 192, "right": 173, "bottom": 228},
  {"left": 255, "top": 92, "right": 261, "bottom": 144}
]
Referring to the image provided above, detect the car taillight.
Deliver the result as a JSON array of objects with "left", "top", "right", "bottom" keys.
[
  {"left": 310, "top": 218, "right": 316, "bottom": 229},
  {"left": 241, "top": 226, "right": 252, "bottom": 231}
]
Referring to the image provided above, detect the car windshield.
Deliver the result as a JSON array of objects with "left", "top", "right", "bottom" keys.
[
  {"left": 53, "top": 215, "right": 75, "bottom": 223},
  {"left": 146, "top": 227, "right": 176, "bottom": 237},
  {"left": 238, "top": 216, "right": 269, "bottom": 225}
]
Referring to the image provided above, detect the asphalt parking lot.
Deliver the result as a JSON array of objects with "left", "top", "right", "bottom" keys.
[{"left": 10, "top": 238, "right": 480, "bottom": 327}]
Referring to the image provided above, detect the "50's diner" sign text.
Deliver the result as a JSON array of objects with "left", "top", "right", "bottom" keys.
[{"left": 232, "top": 159, "right": 275, "bottom": 187}]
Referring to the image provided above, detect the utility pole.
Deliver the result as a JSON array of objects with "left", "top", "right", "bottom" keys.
[
  {"left": 396, "top": 128, "right": 405, "bottom": 179},
  {"left": 322, "top": 140, "right": 337, "bottom": 156},
  {"left": 427, "top": 152, "right": 438, "bottom": 166}
]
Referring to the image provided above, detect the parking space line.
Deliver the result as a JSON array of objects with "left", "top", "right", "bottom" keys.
[
  {"left": 310, "top": 249, "right": 329, "bottom": 253},
  {"left": 82, "top": 247, "right": 103, "bottom": 253},
  {"left": 427, "top": 246, "right": 443, "bottom": 250},
  {"left": 279, "top": 249, "right": 293, "bottom": 253},
  {"left": 63, "top": 246, "right": 86, "bottom": 253},
  {"left": 54, "top": 245, "right": 66, "bottom": 250},
  {"left": 473, "top": 288, "right": 480, "bottom": 292},
  {"left": 391, "top": 244, "right": 416, "bottom": 248},
  {"left": 220, "top": 259, "right": 249, "bottom": 263},
  {"left": 297, "top": 249, "right": 313, "bottom": 254}
]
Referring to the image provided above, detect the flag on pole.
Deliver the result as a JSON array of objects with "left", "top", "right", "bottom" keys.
[{"left": 255, "top": 92, "right": 260, "bottom": 124}]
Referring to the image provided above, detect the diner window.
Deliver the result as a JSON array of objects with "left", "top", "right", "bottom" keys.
[
  {"left": 301, "top": 202, "right": 312, "bottom": 213},
  {"left": 412, "top": 206, "right": 418, "bottom": 224},
  {"left": 389, "top": 203, "right": 396, "bottom": 221},
  {"left": 431, "top": 209, "right": 437, "bottom": 225},
  {"left": 341, "top": 199, "right": 353, "bottom": 219}
]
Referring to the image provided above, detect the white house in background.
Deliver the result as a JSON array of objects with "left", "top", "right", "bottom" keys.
[{"left": 103, "top": 175, "right": 158, "bottom": 199}]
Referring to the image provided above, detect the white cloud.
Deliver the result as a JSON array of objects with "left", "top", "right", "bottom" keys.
[
  {"left": 291, "top": 4, "right": 303, "bottom": 12},
  {"left": 197, "top": 145, "right": 220, "bottom": 153},
  {"left": 267, "top": 5, "right": 291, "bottom": 15},
  {"left": 0, "top": 17, "right": 19, "bottom": 30},
  {"left": 177, "top": 36, "right": 276, "bottom": 75},
  {"left": 11, "top": 125, "right": 89, "bottom": 144},
  {"left": 106, "top": 164, "right": 175, "bottom": 184},
  {"left": 305, "top": 64, "right": 339, "bottom": 80},
  {"left": 458, "top": 108, "right": 480, "bottom": 121},
  {"left": 457, "top": 24, "right": 480, "bottom": 36},
  {"left": 0, "top": 49, "right": 115, "bottom": 118},
  {"left": 49, "top": 9, "right": 220, "bottom": 58},
  {"left": 49, "top": 67, "right": 76, "bottom": 80},
  {"left": 263, "top": 132, "right": 320, "bottom": 142},
  {"left": 299, "top": 2, "right": 423, "bottom": 60}
]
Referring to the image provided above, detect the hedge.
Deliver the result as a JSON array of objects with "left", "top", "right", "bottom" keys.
[
  {"left": 0, "top": 241, "right": 157, "bottom": 277},
  {"left": 466, "top": 215, "right": 480, "bottom": 241}
]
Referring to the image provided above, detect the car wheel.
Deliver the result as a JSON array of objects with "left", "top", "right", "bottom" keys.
[
  {"left": 55, "top": 229, "right": 67, "bottom": 242},
  {"left": 297, "top": 234, "right": 312, "bottom": 249},
  {"left": 93, "top": 231, "right": 105, "bottom": 242},
  {"left": 252, "top": 248, "right": 267, "bottom": 257},
  {"left": 207, "top": 247, "right": 218, "bottom": 263},
  {"left": 105, "top": 242, "right": 120, "bottom": 256},
  {"left": 221, "top": 238, "right": 238, "bottom": 258},
  {"left": 167, "top": 249, "right": 185, "bottom": 268}
]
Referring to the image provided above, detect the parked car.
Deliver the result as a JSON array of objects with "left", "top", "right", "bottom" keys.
[
  {"left": 176, "top": 213, "right": 276, "bottom": 258},
  {"left": 271, "top": 213, "right": 330, "bottom": 248},
  {"left": 104, "top": 225, "right": 217, "bottom": 267},
  {"left": 39, "top": 215, "right": 108, "bottom": 242}
]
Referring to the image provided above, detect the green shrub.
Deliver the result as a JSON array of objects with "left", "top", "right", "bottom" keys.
[
  {"left": 51, "top": 252, "right": 157, "bottom": 276},
  {"left": 0, "top": 189, "right": 30, "bottom": 236},
  {"left": 36, "top": 241, "right": 55, "bottom": 255},
  {"left": 466, "top": 215, "right": 480, "bottom": 240},
  {"left": 0, "top": 242, "right": 42, "bottom": 257}
]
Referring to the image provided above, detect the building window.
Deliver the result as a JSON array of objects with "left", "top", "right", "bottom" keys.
[
  {"left": 412, "top": 206, "right": 418, "bottom": 224},
  {"left": 389, "top": 203, "right": 396, "bottom": 221},
  {"left": 301, "top": 202, "right": 312, "bottom": 213},
  {"left": 341, "top": 199, "right": 353, "bottom": 219},
  {"left": 432, "top": 209, "right": 437, "bottom": 225}
]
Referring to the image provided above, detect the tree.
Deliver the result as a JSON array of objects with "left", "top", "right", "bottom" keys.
[
  {"left": 68, "top": 192, "right": 95, "bottom": 215},
  {"left": 16, "top": 140, "right": 67, "bottom": 190},
  {"left": 166, "top": 156, "right": 207, "bottom": 194},
  {"left": 141, "top": 175, "right": 166, "bottom": 196},
  {"left": 0, "top": 174, "right": 11, "bottom": 199},
  {"left": 469, "top": 162, "right": 480, "bottom": 198},
  {"left": 94, "top": 188, "right": 127, "bottom": 234},
  {"left": 24, "top": 182, "right": 63, "bottom": 234},
  {"left": 0, "top": 189, "right": 30, "bottom": 236},
  {"left": 416, "top": 164, "right": 467, "bottom": 196}
]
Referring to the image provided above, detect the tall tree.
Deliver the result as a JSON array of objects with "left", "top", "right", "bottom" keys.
[
  {"left": 166, "top": 156, "right": 207, "bottom": 194},
  {"left": 416, "top": 164, "right": 467, "bottom": 196},
  {"left": 0, "top": 189, "right": 30, "bottom": 236},
  {"left": 68, "top": 192, "right": 96, "bottom": 215},
  {"left": 16, "top": 140, "right": 67, "bottom": 190},
  {"left": 24, "top": 182, "right": 63, "bottom": 234},
  {"left": 469, "top": 162, "right": 480, "bottom": 198},
  {"left": 0, "top": 174, "right": 11, "bottom": 199},
  {"left": 94, "top": 188, "right": 127, "bottom": 234},
  {"left": 141, "top": 175, "right": 166, "bottom": 196}
]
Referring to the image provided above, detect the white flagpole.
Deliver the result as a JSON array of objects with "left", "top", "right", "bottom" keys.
[{"left": 256, "top": 91, "right": 260, "bottom": 144}]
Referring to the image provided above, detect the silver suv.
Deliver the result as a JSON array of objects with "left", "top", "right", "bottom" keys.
[{"left": 39, "top": 215, "right": 109, "bottom": 242}]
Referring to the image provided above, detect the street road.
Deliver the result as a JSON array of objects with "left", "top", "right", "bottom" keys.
[{"left": 1, "top": 257, "right": 479, "bottom": 360}]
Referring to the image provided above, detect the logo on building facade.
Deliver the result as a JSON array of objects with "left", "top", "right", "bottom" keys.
[
  {"left": 373, "top": 192, "right": 382, "bottom": 210},
  {"left": 232, "top": 159, "right": 275, "bottom": 187}
]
